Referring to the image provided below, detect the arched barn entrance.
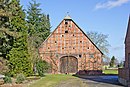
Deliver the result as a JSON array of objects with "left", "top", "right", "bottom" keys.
[{"left": 60, "top": 56, "right": 78, "bottom": 73}]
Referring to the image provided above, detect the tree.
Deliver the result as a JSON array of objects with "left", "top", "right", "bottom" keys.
[
  {"left": 7, "top": 0, "right": 32, "bottom": 76},
  {"left": 0, "top": 0, "right": 14, "bottom": 59},
  {"left": 26, "top": 0, "right": 51, "bottom": 74},
  {"left": 27, "top": 0, "right": 50, "bottom": 48},
  {"left": 103, "top": 56, "right": 110, "bottom": 65},
  {"left": 118, "top": 61, "right": 124, "bottom": 68},
  {"left": 87, "top": 31, "right": 110, "bottom": 55},
  {"left": 109, "top": 56, "right": 116, "bottom": 67},
  {"left": 0, "top": 0, "right": 20, "bottom": 75},
  {"left": 115, "top": 58, "right": 119, "bottom": 66}
]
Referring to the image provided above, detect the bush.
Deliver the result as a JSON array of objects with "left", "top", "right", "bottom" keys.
[
  {"left": 36, "top": 59, "right": 50, "bottom": 77},
  {"left": 3, "top": 76, "right": 12, "bottom": 83},
  {"left": 16, "top": 74, "right": 26, "bottom": 84}
]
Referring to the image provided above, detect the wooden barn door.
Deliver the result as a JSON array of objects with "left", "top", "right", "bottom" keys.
[{"left": 60, "top": 56, "right": 78, "bottom": 73}]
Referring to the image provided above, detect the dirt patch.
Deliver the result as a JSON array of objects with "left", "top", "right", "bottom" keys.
[{"left": 0, "top": 84, "right": 22, "bottom": 87}]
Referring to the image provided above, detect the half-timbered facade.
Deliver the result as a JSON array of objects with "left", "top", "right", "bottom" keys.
[{"left": 39, "top": 15, "right": 103, "bottom": 74}]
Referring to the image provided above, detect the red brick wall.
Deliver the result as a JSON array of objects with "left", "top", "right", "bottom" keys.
[
  {"left": 119, "top": 68, "right": 129, "bottom": 80},
  {"left": 118, "top": 17, "right": 130, "bottom": 86},
  {"left": 125, "top": 39, "right": 130, "bottom": 68},
  {"left": 39, "top": 18, "right": 103, "bottom": 74},
  {"left": 125, "top": 17, "right": 130, "bottom": 68}
]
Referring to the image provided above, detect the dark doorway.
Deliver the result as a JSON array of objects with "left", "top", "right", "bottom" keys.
[{"left": 60, "top": 56, "right": 78, "bottom": 73}]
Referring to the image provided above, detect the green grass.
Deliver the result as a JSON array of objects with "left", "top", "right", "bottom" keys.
[
  {"left": 103, "top": 69, "right": 118, "bottom": 74},
  {"left": 28, "top": 74, "right": 78, "bottom": 87}
]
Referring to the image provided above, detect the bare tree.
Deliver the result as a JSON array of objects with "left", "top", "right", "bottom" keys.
[{"left": 87, "top": 31, "right": 110, "bottom": 55}]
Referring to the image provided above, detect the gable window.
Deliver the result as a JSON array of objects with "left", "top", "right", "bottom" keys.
[
  {"left": 65, "top": 21, "right": 68, "bottom": 25},
  {"left": 79, "top": 54, "right": 82, "bottom": 58},
  {"left": 65, "top": 30, "right": 68, "bottom": 33}
]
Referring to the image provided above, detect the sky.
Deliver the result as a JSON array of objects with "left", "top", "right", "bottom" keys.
[{"left": 20, "top": 0, "right": 130, "bottom": 62}]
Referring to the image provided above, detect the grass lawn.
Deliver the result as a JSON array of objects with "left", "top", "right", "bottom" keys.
[
  {"left": 28, "top": 74, "right": 79, "bottom": 87},
  {"left": 103, "top": 69, "right": 118, "bottom": 74}
]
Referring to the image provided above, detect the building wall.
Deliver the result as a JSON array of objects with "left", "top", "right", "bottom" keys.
[
  {"left": 118, "top": 16, "right": 130, "bottom": 86},
  {"left": 125, "top": 35, "right": 130, "bottom": 68},
  {"left": 39, "top": 18, "right": 103, "bottom": 74}
]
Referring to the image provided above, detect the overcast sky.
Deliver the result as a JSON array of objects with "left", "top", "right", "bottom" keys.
[{"left": 20, "top": 0, "right": 130, "bottom": 62}]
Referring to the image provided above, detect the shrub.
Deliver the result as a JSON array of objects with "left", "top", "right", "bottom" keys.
[
  {"left": 16, "top": 74, "right": 26, "bottom": 84},
  {"left": 3, "top": 76, "right": 12, "bottom": 83},
  {"left": 36, "top": 59, "right": 50, "bottom": 77}
]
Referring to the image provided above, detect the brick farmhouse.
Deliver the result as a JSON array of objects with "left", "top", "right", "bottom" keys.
[
  {"left": 39, "top": 16, "right": 103, "bottom": 74},
  {"left": 119, "top": 16, "right": 130, "bottom": 86}
]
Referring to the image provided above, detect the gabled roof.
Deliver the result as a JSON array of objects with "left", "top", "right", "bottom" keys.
[
  {"left": 39, "top": 16, "right": 103, "bottom": 55},
  {"left": 125, "top": 15, "right": 130, "bottom": 43}
]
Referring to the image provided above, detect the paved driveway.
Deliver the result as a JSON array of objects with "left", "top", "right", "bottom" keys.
[
  {"left": 55, "top": 75, "right": 124, "bottom": 87},
  {"left": 80, "top": 75, "right": 124, "bottom": 87}
]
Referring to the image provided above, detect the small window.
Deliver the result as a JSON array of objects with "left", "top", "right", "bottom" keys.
[
  {"left": 65, "top": 21, "right": 68, "bottom": 25},
  {"left": 65, "top": 30, "right": 68, "bottom": 33},
  {"left": 79, "top": 54, "right": 82, "bottom": 58}
]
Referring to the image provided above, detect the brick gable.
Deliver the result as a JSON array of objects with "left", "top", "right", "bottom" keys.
[{"left": 39, "top": 16, "right": 103, "bottom": 74}]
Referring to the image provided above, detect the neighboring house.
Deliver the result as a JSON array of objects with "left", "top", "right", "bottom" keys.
[
  {"left": 119, "top": 16, "right": 130, "bottom": 86},
  {"left": 39, "top": 15, "right": 103, "bottom": 74}
]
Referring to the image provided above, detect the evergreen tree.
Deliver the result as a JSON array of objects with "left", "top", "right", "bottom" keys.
[
  {"left": 0, "top": 0, "right": 14, "bottom": 59},
  {"left": 27, "top": 0, "right": 50, "bottom": 48},
  {"left": 26, "top": 0, "right": 50, "bottom": 74},
  {"left": 7, "top": 0, "right": 32, "bottom": 76},
  {"left": 109, "top": 56, "right": 116, "bottom": 67}
]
